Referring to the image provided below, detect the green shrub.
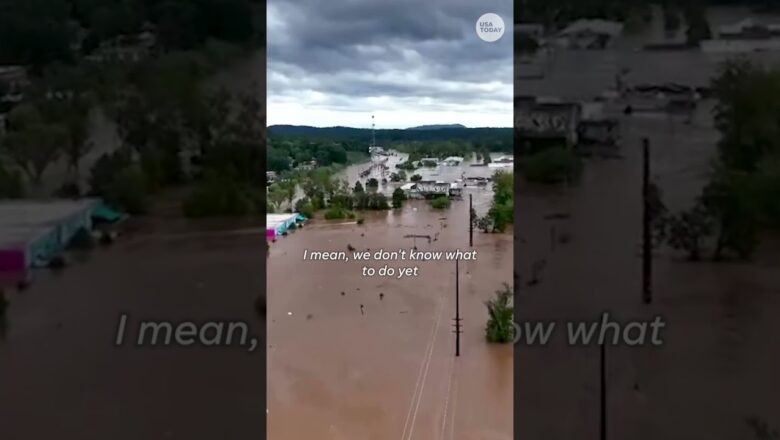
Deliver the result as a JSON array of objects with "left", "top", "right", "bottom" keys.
[
  {"left": 410, "top": 174, "right": 422, "bottom": 182},
  {"left": 430, "top": 196, "right": 451, "bottom": 210},
  {"left": 324, "top": 205, "right": 349, "bottom": 219}
]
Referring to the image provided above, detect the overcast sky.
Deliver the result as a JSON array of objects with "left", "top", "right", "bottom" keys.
[{"left": 267, "top": 0, "right": 513, "bottom": 129}]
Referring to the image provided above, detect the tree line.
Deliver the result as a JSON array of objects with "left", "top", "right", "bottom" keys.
[
  {"left": 267, "top": 129, "right": 512, "bottom": 174},
  {"left": 0, "top": 0, "right": 263, "bottom": 71}
]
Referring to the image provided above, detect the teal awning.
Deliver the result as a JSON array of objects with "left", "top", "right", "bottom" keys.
[{"left": 92, "top": 203, "right": 123, "bottom": 223}]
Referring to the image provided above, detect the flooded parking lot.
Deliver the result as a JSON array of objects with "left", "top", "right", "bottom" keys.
[{"left": 268, "top": 158, "right": 513, "bottom": 439}]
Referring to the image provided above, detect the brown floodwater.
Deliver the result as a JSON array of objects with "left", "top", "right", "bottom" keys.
[
  {"left": 0, "top": 201, "right": 266, "bottom": 439},
  {"left": 267, "top": 158, "right": 513, "bottom": 439},
  {"left": 515, "top": 96, "right": 780, "bottom": 438}
]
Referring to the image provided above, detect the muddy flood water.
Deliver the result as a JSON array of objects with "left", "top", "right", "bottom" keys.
[
  {"left": 267, "top": 157, "right": 513, "bottom": 439},
  {"left": 0, "top": 196, "right": 266, "bottom": 439},
  {"left": 516, "top": 21, "right": 780, "bottom": 438}
]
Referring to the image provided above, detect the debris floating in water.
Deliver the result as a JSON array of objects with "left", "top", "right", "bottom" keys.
[{"left": 287, "top": 312, "right": 293, "bottom": 316}]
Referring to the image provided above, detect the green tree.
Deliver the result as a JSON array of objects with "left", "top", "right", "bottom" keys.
[
  {"left": 1, "top": 104, "right": 67, "bottom": 185},
  {"left": 702, "top": 168, "right": 760, "bottom": 260},
  {"left": 277, "top": 179, "right": 297, "bottom": 208},
  {"left": 712, "top": 60, "right": 780, "bottom": 172},
  {"left": 392, "top": 187, "right": 406, "bottom": 209},
  {"left": 267, "top": 185, "right": 287, "bottom": 212},
  {"left": 294, "top": 197, "right": 315, "bottom": 218},
  {"left": 666, "top": 201, "right": 714, "bottom": 261},
  {"left": 485, "top": 283, "right": 513, "bottom": 343},
  {"left": 488, "top": 171, "right": 514, "bottom": 232}
]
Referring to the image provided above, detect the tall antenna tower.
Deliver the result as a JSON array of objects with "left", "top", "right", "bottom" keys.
[{"left": 371, "top": 114, "right": 376, "bottom": 149}]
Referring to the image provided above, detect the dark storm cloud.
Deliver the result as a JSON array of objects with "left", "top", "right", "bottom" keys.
[{"left": 267, "top": 0, "right": 512, "bottom": 126}]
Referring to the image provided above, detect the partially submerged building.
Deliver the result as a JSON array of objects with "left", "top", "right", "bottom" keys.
[
  {"left": 516, "top": 97, "right": 581, "bottom": 153},
  {"left": 401, "top": 181, "right": 450, "bottom": 199},
  {"left": 0, "top": 199, "right": 109, "bottom": 274},
  {"left": 418, "top": 158, "right": 440, "bottom": 167},
  {"left": 266, "top": 213, "right": 305, "bottom": 239},
  {"left": 702, "top": 18, "right": 780, "bottom": 53}
]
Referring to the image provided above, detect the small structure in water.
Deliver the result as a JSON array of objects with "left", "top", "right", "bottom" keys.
[
  {"left": 415, "top": 180, "right": 450, "bottom": 198},
  {"left": 449, "top": 182, "right": 463, "bottom": 198},
  {"left": 266, "top": 213, "right": 305, "bottom": 239},
  {"left": 401, "top": 180, "right": 453, "bottom": 199},
  {"left": 488, "top": 156, "right": 514, "bottom": 169},
  {"left": 0, "top": 198, "right": 117, "bottom": 275},
  {"left": 465, "top": 176, "right": 490, "bottom": 186}
]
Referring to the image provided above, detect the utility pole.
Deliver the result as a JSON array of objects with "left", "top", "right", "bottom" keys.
[
  {"left": 642, "top": 138, "right": 652, "bottom": 304},
  {"left": 371, "top": 114, "right": 376, "bottom": 149},
  {"left": 469, "top": 193, "right": 473, "bottom": 247},
  {"left": 600, "top": 343, "right": 607, "bottom": 440},
  {"left": 453, "top": 259, "right": 462, "bottom": 357}
]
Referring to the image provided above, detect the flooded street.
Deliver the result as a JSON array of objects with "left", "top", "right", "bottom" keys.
[
  {"left": 268, "top": 159, "right": 513, "bottom": 439},
  {"left": 516, "top": 14, "right": 780, "bottom": 438}
]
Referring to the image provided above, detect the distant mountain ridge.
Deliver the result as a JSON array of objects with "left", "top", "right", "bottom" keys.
[
  {"left": 407, "top": 124, "right": 467, "bottom": 130},
  {"left": 267, "top": 124, "right": 511, "bottom": 143}
]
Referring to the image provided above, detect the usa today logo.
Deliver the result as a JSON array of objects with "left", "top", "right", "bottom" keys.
[{"left": 476, "top": 13, "right": 505, "bottom": 42}]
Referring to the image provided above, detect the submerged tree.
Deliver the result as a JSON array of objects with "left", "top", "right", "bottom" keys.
[
  {"left": 701, "top": 168, "right": 760, "bottom": 260},
  {"left": 666, "top": 201, "right": 714, "bottom": 261},
  {"left": 485, "top": 283, "right": 514, "bottom": 343},
  {"left": 392, "top": 187, "right": 406, "bottom": 209}
]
